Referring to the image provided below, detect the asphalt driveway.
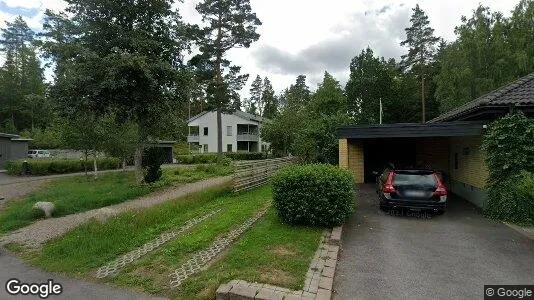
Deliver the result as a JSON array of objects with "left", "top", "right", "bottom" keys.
[{"left": 334, "top": 184, "right": 534, "bottom": 300}]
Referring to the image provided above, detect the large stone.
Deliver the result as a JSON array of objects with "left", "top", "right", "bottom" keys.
[{"left": 33, "top": 201, "right": 55, "bottom": 218}]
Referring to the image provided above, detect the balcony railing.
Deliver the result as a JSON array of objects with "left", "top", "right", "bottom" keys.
[
  {"left": 187, "top": 135, "right": 199, "bottom": 142},
  {"left": 236, "top": 133, "right": 259, "bottom": 142}
]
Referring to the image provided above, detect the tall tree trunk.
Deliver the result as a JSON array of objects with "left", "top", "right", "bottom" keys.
[
  {"left": 93, "top": 152, "right": 98, "bottom": 180},
  {"left": 134, "top": 146, "right": 143, "bottom": 184},
  {"left": 420, "top": 52, "right": 425, "bottom": 123},
  {"left": 421, "top": 77, "right": 425, "bottom": 123},
  {"left": 215, "top": 11, "right": 223, "bottom": 160}
]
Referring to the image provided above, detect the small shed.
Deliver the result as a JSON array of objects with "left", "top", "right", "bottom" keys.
[
  {"left": 0, "top": 133, "right": 32, "bottom": 170},
  {"left": 149, "top": 140, "right": 176, "bottom": 164}
]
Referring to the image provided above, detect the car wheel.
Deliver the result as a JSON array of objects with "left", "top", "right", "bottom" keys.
[{"left": 379, "top": 205, "right": 388, "bottom": 212}]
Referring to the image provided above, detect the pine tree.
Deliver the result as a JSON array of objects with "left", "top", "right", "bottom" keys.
[
  {"left": 400, "top": 4, "right": 440, "bottom": 122},
  {"left": 248, "top": 75, "right": 263, "bottom": 115},
  {"left": 0, "top": 16, "right": 45, "bottom": 132},
  {"left": 261, "top": 77, "right": 278, "bottom": 119},
  {"left": 193, "top": 0, "right": 261, "bottom": 157}
]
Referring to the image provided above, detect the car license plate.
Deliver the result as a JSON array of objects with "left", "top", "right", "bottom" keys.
[{"left": 405, "top": 190, "right": 426, "bottom": 198}]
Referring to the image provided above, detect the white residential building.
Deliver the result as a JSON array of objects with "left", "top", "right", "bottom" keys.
[{"left": 187, "top": 110, "right": 270, "bottom": 153}]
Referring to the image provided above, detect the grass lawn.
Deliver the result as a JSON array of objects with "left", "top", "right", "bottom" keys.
[
  {"left": 13, "top": 185, "right": 323, "bottom": 300},
  {"left": 0, "top": 164, "right": 233, "bottom": 233}
]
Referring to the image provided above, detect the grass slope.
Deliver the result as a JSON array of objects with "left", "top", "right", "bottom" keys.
[
  {"left": 19, "top": 185, "right": 322, "bottom": 300},
  {"left": 0, "top": 165, "right": 232, "bottom": 233}
]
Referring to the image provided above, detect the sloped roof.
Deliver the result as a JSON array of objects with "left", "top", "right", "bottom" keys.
[{"left": 430, "top": 72, "right": 534, "bottom": 123}]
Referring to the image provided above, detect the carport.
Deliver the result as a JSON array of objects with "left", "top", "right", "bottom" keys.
[{"left": 338, "top": 121, "right": 488, "bottom": 206}]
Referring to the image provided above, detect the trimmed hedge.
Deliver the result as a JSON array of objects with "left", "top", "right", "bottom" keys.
[
  {"left": 6, "top": 157, "right": 121, "bottom": 176},
  {"left": 485, "top": 171, "right": 534, "bottom": 225},
  {"left": 176, "top": 152, "right": 271, "bottom": 164},
  {"left": 271, "top": 164, "right": 355, "bottom": 227}
]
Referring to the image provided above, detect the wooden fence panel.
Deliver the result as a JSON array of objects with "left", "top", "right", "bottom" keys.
[{"left": 233, "top": 157, "right": 296, "bottom": 192}]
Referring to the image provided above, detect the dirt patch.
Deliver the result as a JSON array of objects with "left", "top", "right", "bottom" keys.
[
  {"left": 269, "top": 246, "right": 296, "bottom": 256},
  {"left": 197, "top": 285, "right": 218, "bottom": 299},
  {"left": 260, "top": 268, "right": 295, "bottom": 287}
]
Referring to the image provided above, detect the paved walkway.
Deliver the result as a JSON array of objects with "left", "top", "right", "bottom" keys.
[
  {"left": 333, "top": 184, "right": 534, "bottom": 300},
  {"left": 1, "top": 176, "right": 232, "bottom": 247},
  {"left": 0, "top": 248, "right": 165, "bottom": 300}
]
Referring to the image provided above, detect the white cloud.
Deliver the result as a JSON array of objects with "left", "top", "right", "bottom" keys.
[{"left": 0, "top": 0, "right": 520, "bottom": 97}]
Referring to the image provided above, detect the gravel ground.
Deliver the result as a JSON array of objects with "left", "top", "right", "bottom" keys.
[
  {"left": 0, "top": 180, "right": 51, "bottom": 209},
  {"left": 0, "top": 176, "right": 232, "bottom": 248}
]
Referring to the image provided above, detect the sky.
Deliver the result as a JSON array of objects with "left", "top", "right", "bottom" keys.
[{"left": 0, "top": 0, "right": 520, "bottom": 98}]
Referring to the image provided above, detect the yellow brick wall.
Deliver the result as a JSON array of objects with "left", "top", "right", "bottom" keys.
[
  {"left": 449, "top": 136, "right": 488, "bottom": 189},
  {"left": 348, "top": 140, "right": 364, "bottom": 183},
  {"left": 415, "top": 138, "right": 450, "bottom": 173},
  {"left": 339, "top": 139, "right": 348, "bottom": 169},
  {"left": 338, "top": 138, "right": 364, "bottom": 183}
]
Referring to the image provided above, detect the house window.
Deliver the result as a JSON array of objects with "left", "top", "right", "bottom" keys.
[
  {"left": 227, "top": 144, "right": 233, "bottom": 152},
  {"left": 203, "top": 127, "right": 208, "bottom": 136},
  {"left": 227, "top": 126, "right": 232, "bottom": 136},
  {"left": 203, "top": 144, "right": 208, "bottom": 153},
  {"left": 454, "top": 153, "right": 459, "bottom": 170}
]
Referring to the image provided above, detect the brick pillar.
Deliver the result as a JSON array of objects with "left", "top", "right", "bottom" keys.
[
  {"left": 339, "top": 139, "right": 348, "bottom": 169},
  {"left": 348, "top": 141, "right": 364, "bottom": 183}
]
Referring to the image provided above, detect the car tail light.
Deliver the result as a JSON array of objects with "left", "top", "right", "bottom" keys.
[
  {"left": 433, "top": 174, "right": 447, "bottom": 196},
  {"left": 382, "top": 171, "right": 396, "bottom": 193}
]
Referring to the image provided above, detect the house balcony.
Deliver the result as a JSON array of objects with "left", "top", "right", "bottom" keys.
[
  {"left": 187, "top": 135, "right": 199, "bottom": 142},
  {"left": 236, "top": 133, "right": 259, "bottom": 142}
]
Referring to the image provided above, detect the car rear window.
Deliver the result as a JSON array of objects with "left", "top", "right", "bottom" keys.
[{"left": 393, "top": 172, "right": 436, "bottom": 187}]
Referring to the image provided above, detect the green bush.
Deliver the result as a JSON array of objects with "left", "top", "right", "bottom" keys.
[
  {"left": 142, "top": 147, "right": 167, "bottom": 183},
  {"left": 176, "top": 152, "right": 271, "bottom": 164},
  {"left": 485, "top": 172, "right": 534, "bottom": 225},
  {"left": 6, "top": 157, "right": 121, "bottom": 176},
  {"left": 482, "top": 113, "right": 534, "bottom": 224},
  {"left": 271, "top": 164, "right": 355, "bottom": 227}
]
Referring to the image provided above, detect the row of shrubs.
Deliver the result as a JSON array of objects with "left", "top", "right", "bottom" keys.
[
  {"left": 272, "top": 164, "right": 355, "bottom": 227},
  {"left": 6, "top": 157, "right": 121, "bottom": 176},
  {"left": 176, "top": 152, "right": 272, "bottom": 164}
]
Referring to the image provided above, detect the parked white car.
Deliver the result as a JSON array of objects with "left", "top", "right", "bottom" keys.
[{"left": 28, "top": 150, "right": 51, "bottom": 158}]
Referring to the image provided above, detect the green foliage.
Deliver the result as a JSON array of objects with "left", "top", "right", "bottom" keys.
[
  {"left": 264, "top": 73, "right": 348, "bottom": 164},
  {"left": 176, "top": 152, "right": 269, "bottom": 164},
  {"left": 400, "top": 4, "right": 440, "bottom": 75},
  {"left": 20, "top": 126, "right": 62, "bottom": 149},
  {"left": 246, "top": 75, "right": 263, "bottom": 115},
  {"left": 0, "top": 16, "right": 47, "bottom": 133},
  {"left": 271, "top": 164, "right": 355, "bottom": 227},
  {"left": 142, "top": 147, "right": 167, "bottom": 183},
  {"left": 261, "top": 77, "right": 278, "bottom": 119},
  {"left": 436, "top": 1, "right": 534, "bottom": 112},
  {"left": 482, "top": 113, "right": 534, "bottom": 224},
  {"left": 485, "top": 172, "right": 534, "bottom": 225},
  {"left": 482, "top": 113, "right": 534, "bottom": 185},
  {"left": 6, "top": 157, "right": 121, "bottom": 176}
]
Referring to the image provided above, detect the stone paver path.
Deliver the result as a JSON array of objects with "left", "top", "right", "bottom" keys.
[
  {"left": 96, "top": 208, "right": 223, "bottom": 278},
  {"left": 169, "top": 207, "right": 269, "bottom": 288},
  {"left": 0, "top": 176, "right": 232, "bottom": 248}
]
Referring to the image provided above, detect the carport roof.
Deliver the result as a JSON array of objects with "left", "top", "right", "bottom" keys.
[{"left": 337, "top": 121, "right": 486, "bottom": 139}]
